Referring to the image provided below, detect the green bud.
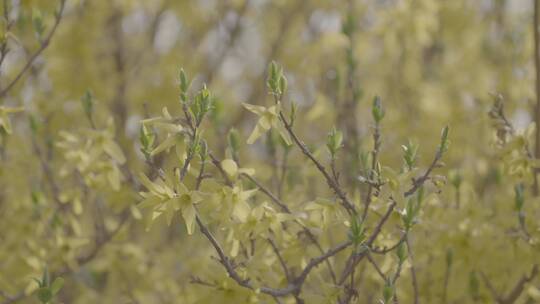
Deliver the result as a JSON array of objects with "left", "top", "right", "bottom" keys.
[
  {"left": 372, "top": 96, "right": 385, "bottom": 123},
  {"left": 278, "top": 75, "right": 288, "bottom": 96},
  {"left": 190, "top": 131, "right": 202, "bottom": 155},
  {"left": 326, "top": 127, "right": 343, "bottom": 158},
  {"left": 514, "top": 184, "right": 525, "bottom": 211},
  {"left": 448, "top": 170, "right": 462, "bottom": 189},
  {"left": 342, "top": 13, "right": 355, "bottom": 37},
  {"left": 29, "top": 115, "right": 40, "bottom": 134},
  {"left": 32, "top": 8, "right": 45, "bottom": 38},
  {"left": 139, "top": 124, "right": 155, "bottom": 157},
  {"left": 198, "top": 139, "right": 208, "bottom": 161},
  {"left": 289, "top": 101, "right": 297, "bottom": 126},
  {"left": 402, "top": 195, "right": 421, "bottom": 231},
  {"left": 191, "top": 85, "right": 213, "bottom": 125},
  {"left": 382, "top": 281, "right": 394, "bottom": 303},
  {"left": 348, "top": 216, "right": 365, "bottom": 249},
  {"left": 469, "top": 271, "right": 479, "bottom": 299},
  {"left": 446, "top": 248, "right": 453, "bottom": 267},
  {"left": 269, "top": 61, "right": 279, "bottom": 81},
  {"left": 396, "top": 242, "right": 407, "bottom": 265},
  {"left": 37, "top": 287, "right": 52, "bottom": 304},
  {"left": 228, "top": 128, "right": 241, "bottom": 154},
  {"left": 267, "top": 61, "right": 284, "bottom": 96},
  {"left": 50, "top": 277, "right": 64, "bottom": 296},
  {"left": 34, "top": 268, "right": 63, "bottom": 304},
  {"left": 81, "top": 90, "right": 93, "bottom": 122},
  {"left": 42, "top": 266, "right": 50, "bottom": 287},
  {"left": 439, "top": 126, "right": 450, "bottom": 153},
  {"left": 402, "top": 140, "right": 419, "bottom": 170},
  {"left": 179, "top": 68, "right": 190, "bottom": 103}
]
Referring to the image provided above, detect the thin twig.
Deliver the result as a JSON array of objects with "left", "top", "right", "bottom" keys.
[
  {"left": 268, "top": 238, "right": 291, "bottom": 282},
  {"left": 361, "top": 120, "right": 382, "bottom": 221},
  {"left": 278, "top": 111, "right": 356, "bottom": 215},
  {"left": 534, "top": 0, "right": 540, "bottom": 195},
  {"left": 406, "top": 236, "right": 419, "bottom": 304},
  {"left": 0, "top": 0, "right": 67, "bottom": 97},
  {"left": 366, "top": 253, "right": 387, "bottom": 281}
]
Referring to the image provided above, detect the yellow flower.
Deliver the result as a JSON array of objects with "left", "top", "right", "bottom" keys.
[
  {"left": 138, "top": 172, "right": 201, "bottom": 234},
  {"left": 243, "top": 102, "right": 291, "bottom": 145},
  {"left": 0, "top": 106, "right": 24, "bottom": 134}
]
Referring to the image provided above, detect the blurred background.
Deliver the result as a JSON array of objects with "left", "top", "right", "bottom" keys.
[{"left": 1, "top": 0, "right": 540, "bottom": 303}]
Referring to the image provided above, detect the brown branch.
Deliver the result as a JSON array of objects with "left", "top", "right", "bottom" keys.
[
  {"left": 209, "top": 151, "right": 233, "bottom": 187},
  {"left": 196, "top": 210, "right": 351, "bottom": 298},
  {"left": 268, "top": 238, "right": 291, "bottom": 282},
  {"left": 404, "top": 148, "right": 443, "bottom": 197},
  {"left": 480, "top": 272, "right": 503, "bottom": 303},
  {"left": 241, "top": 172, "right": 290, "bottom": 213},
  {"left": 0, "top": 0, "right": 14, "bottom": 71},
  {"left": 338, "top": 200, "right": 397, "bottom": 285},
  {"left": 534, "top": 0, "right": 540, "bottom": 195},
  {"left": 240, "top": 169, "right": 338, "bottom": 284},
  {"left": 405, "top": 236, "right": 419, "bottom": 304},
  {"left": 442, "top": 256, "right": 451, "bottom": 304},
  {"left": 366, "top": 253, "right": 387, "bottom": 281},
  {"left": 278, "top": 112, "right": 356, "bottom": 215},
  {"left": 0, "top": 0, "right": 67, "bottom": 98},
  {"left": 480, "top": 264, "right": 538, "bottom": 304},
  {"left": 0, "top": 208, "right": 130, "bottom": 304},
  {"left": 361, "top": 119, "right": 382, "bottom": 221},
  {"left": 204, "top": 0, "right": 250, "bottom": 85},
  {"left": 501, "top": 264, "right": 538, "bottom": 304},
  {"left": 370, "top": 233, "right": 407, "bottom": 255}
]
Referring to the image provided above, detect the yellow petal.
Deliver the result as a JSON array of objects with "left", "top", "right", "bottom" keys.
[
  {"left": 233, "top": 200, "right": 251, "bottom": 222},
  {"left": 274, "top": 121, "right": 292, "bottom": 146},
  {"left": 138, "top": 172, "right": 165, "bottom": 196},
  {"left": 151, "top": 134, "right": 181, "bottom": 156},
  {"left": 246, "top": 122, "right": 266, "bottom": 144},
  {"left": 221, "top": 159, "right": 238, "bottom": 177},
  {"left": 182, "top": 203, "right": 197, "bottom": 235},
  {"left": 103, "top": 140, "right": 126, "bottom": 164},
  {"left": 243, "top": 103, "right": 267, "bottom": 116}
]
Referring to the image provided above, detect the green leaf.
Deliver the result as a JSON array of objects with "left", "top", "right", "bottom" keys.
[
  {"left": 32, "top": 8, "right": 45, "bottom": 38},
  {"left": 51, "top": 277, "right": 64, "bottom": 295},
  {"left": 439, "top": 126, "right": 450, "bottom": 153},
  {"left": 37, "top": 287, "right": 52, "bottom": 303},
  {"left": 372, "top": 96, "right": 384, "bottom": 123},
  {"left": 396, "top": 242, "right": 407, "bottom": 264},
  {"left": 326, "top": 127, "right": 343, "bottom": 157},
  {"left": 81, "top": 90, "right": 93, "bottom": 120},
  {"left": 382, "top": 281, "right": 394, "bottom": 303}
]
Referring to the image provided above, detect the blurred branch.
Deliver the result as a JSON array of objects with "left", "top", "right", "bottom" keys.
[
  {"left": 0, "top": 207, "right": 130, "bottom": 304},
  {"left": 230, "top": 1, "right": 306, "bottom": 126},
  {"left": 268, "top": 238, "right": 292, "bottom": 282},
  {"left": 0, "top": 0, "right": 15, "bottom": 70},
  {"left": 0, "top": 0, "right": 67, "bottom": 98},
  {"left": 534, "top": 0, "right": 540, "bottom": 195},
  {"left": 406, "top": 236, "right": 419, "bottom": 304},
  {"left": 361, "top": 111, "right": 382, "bottom": 221},
  {"left": 481, "top": 264, "right": 538, "bottom": 304},
  {"left": 338, "top": 200, "right": 397, "bottom": 285},
  {"left": 278, "top": 111, "right": 357, "bottom": 215},
  {"left": 204, "top": 0, "right": 250, "bottom": 85}
]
